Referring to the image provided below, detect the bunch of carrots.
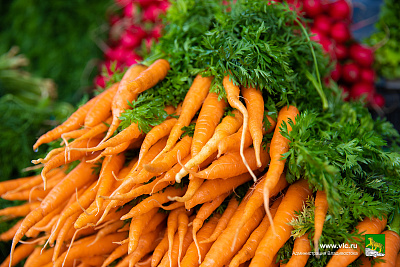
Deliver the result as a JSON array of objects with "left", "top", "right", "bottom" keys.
[{"left": 0, "top": 57, "right": 399, "bottom": 267}]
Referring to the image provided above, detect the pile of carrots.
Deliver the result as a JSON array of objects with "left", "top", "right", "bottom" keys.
[{"left": 0, "top": 57, "right": 399, "bottom": 267}]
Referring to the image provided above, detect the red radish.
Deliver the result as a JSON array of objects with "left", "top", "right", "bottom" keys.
[
  {"left": 94, "top": 75, "right": 106, "bottom": 88},
  {"left": 151, "top": 24, "right": 162, "bottom": 39},
  {"left": 360, "top": 68, "right": 376, "bottom": 84},
  {"left": 349, "top": 43, "right": 374, "bottom": 67},
  {"left": 143, "top": 4, "right": 163, "bottom": 23},
  {"left": 350, "top": 82, "right": 375, "bottom": 102},
  {"left": 123, "top": 3, "right": 135, "bottom": 18},
  {"left": 120, "top": 31, "right": 140, "bottom": 49},
  {"left": 159, "top": 1, "right": 170, "bottom": 12},
  {"left": 372, "top": 93, "right": 385, "bottom": 108},
  {"left": 342, "top": 62, "right": 360, "bottom": 83},
  {"left": 333, "top": 43, "right": 348, "bottom": 60},
  {"left": 125, "top": 51, "right": 142, "bottom": 66},
  {"left": 302, "top": 0, "right": 323, "bottom": 17},
  {"left": 330, "top": 21, "right": 351, "bottom": 43},
  {"left": 114, "top": 0, "right": 130, "bottom": 7},
  {"left": 328, "top": 0, "right": 351, "bottom": 21},
  {"left": 313, "top": 14, "right": 332, "bottom": 35},
  {"left": 331, "top": 63, "right": 341, "bottom": 81}
]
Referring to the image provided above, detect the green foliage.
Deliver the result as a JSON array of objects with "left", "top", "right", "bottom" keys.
[
  {"left": 0, "top": 0, "right": 110, "bottom": 103},
  {"left": 364, "top": 0, "right": 400, "bottom": 79}
]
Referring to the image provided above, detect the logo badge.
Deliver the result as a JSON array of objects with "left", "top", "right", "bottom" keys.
[{"left": 365, "top": 234, "right": 385, "bottom": 257}]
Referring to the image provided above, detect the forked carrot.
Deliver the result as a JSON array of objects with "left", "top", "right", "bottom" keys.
[
  {"left": 314, "top": 190, "right": 329, "bottom": 255},
  {"left": 262, "top": 105, "right": 299, "bottom": 233},
  {"left": 249, "top": 179, "right": 313, "bottom": 267},
  {"left": 326, "top": 216, "right": 387, "bottom": 267},
  {"left": 84, "top": 82, "right": 120, "bottom": 127},
  {"left": 160, "top": 74, "right": 212, "bottom": 156},
  {"left": 222, "top": 75, "right": 254, "bottom": 181},
  {"left": 175, "top": 109, "right": 243, "bottom": 183},
  {"left": 200, "top": 197, "right": 239, "bottom": 244},
  {"left": 191, "top": 92, "right": 227, "bottom": 157},
  {"left": 32, "top": 95, "right": 98, "bottom": 150},
  {"left": 242, "top": 86, "right": 264, "bottom": 167},
  {"left": 285, "top": 233, "right": 311, "bottom": 267}
]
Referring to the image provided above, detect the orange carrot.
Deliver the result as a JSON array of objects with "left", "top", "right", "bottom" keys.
[
  {"left": 0, "top": 219, "right": 23, "bottom": 241},
  {"left": 74, "top": 116, "right": 112, "bottom": 143},
  {"left": 200, "top": 197, "right": 239, "bottom": 244},
  {"left": 25, "top": 246, "right": 57, "bottom": 267},
  {"left": 128, "top": 208, "right": 159, "bottom": 254},
  {"left": 249, "top": 179, "right": 313, "bottom": 267},
  {"left": 326, "top": 216, "right": 387, "bottom": 267},
  {"left": 285, "top": 233, "right": 311, "bottom": 267},
  {"left": 0, "top": 174, "right": 42, "bottom": 196},
  {"left": 166, "top": 207, "right": 187, "bottom": 267},
  {"left": 152, "top": 230, "right": 170, "bottom": 267},
  {"left": 263, "top": 105, "right": 299, "bottom": 232},
  {"left": 177, "top": 210, "right": 190, "bottom": 267},
  {"left": 33, "top": 95, "right": 99, "bottom": 150},
  {"left": 193, "top": 147, "right": 269, "bottom": 180},
  {"left": 314, "top": 190, "right": 329, "bottom": 255},
  {"left": 191, "top": 92, "right": 227, "bottom": 157},
  {"left": 175, "top": 109, "right": 244, "bottom": 183},
  {"left": 185, "top": 172, "right": 253, "bottom": 210},
  {"left": 87, "top": 140, "right": 131, "bottom": 163},
  {"left": 0, "top": 201, "right": 40, "bottom": 220},
  {"left": 222, "top": 75, "right": 255, "bottom": 181},
  {"left": 217, "top": 125, "right": 252, "bottom": 158},
  {"left": 120, "top": 186, "right": 187, "bottom": 220},
  {"left": 52, "top": 212, "right": 81, "bottom": 261},
  {"left": 101, "top": 243, "right": 128, "bottom": 267},
  {"left": 366, "top": 229, "right": 400, "bottom": 267},
  {"left": 200, "top": 205, "right": 266, "bottom": 267},
  {"left": 0, "top": 243, "right": 36, "bottom": 267},
  {"left": 161, "top": 74, "right": 212, "bottom": 155},
  {"left": 181, "top": 214, "right": 220, "bottom": 267},
  {"left": 9, "top": 159, "right": 98, "bottom": 266},
  {"left": 84, "top": 82, "right": 120, "bottom": 127},
  {"left": 229, "top": 198, "right": 282, "bottom": 267},
  {"left": 192, "top": 192, "right": 230, "bottom": 263},
  {"left": 104, "top": 59, "right": 169, "bottom": 142},
  {"left": 242, "top": 86, "right": 264, "bottom": 167}
]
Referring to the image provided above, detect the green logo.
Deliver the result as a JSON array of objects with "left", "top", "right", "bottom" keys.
[{"left": 365, "top": 234, "right": 385, "bottom": 257}]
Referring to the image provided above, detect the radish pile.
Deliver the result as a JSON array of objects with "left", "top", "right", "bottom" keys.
[
  {"left": 288, "top": 0, "right": 385, "bottom": 107},
  {"left": 94, "top": 0, "right": 169, "bottom": 88}
]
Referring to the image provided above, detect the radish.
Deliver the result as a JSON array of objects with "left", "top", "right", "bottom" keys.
[
  {"left": 120, "top": 30, "right": 142, "bottom": 49},
  {"left": 330, "top": 21, "right": 351, "bottom": 43},
  {"left": 94, "top": 75, "right": 106, "bottom": 88},
  {"left": 331, "top": 63, "right": 341, "bottom": 81},
  {"left": 360, "top": 68, "right": 376, "bottom": 84},
  {"left": 333, "top": 43, "right": 348, "bottom": 61},
  {"left": 313, "top": 14, "right": 332, "bottom": 35},
  {"left": 328, "top": 0, "right": 351, "bottom": 21},
  {"left": 302, "top": 0, "right": 323, "bottom": 18},
  {"left": 125, "top": 51, "right": 142, "bottom": 66},
  {"left": 372, "top": 93, "right": 385, "bottom": 108},
  {"left": 349, "top": 43, "right": 374, "bottom": 67},
  {"left": 143, "top": 4, "right": 163, "bottom": 23},
  {"left": 350, "top": 82, "right": 375, "bottom": 102},
  {"left": 341, "top": 62, "right": 360, "bottom": 83}
]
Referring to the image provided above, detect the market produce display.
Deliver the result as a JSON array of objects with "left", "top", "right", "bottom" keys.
[{"left": 1, "top": 0, "right": 400, "bottom": 267}]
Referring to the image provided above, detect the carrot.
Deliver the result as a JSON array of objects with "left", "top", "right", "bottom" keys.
[
  {"left": 9, "top": 159, "right": 98, "bottom": 266},
  {"left": 25, "top": 204, "right": 65, "bottom": 238},
  {"left": 263, "top": 105, "right": 299, "bottom": 232},
  {"left": 120, "top": 186, "right": 188, "bottom": 220},
  {"left": 191, "top": 92, "right": 227, "bottom": 157},
  {"left": 161, "top": 74, "right": 212, "bottom": 156},
  {"left": 185, "top": 172, "right": 253, "bottom": 210},
  {"left": 314, "top": 190, "right": 329, "bottom": 255},
  {"left": 128, "top": 208, "right": 159, "bottom": 254},
  {"left": 152, "top": 230, "right": 170, "bottom": 267},
  {"left": 0, "top": 243, "right": 36, "bottom": 267},
  {"left": 249, "top": 179, "right": 313, "bottom": 267},
  {"left": 358, "top": 254, "right": 372, "bottom": 267},
  {"left": 74, "top": 116, "right": 112, "bottom": 143},
  {"left": 144, "top": 135, "right": 193, "bottom": 174},
  {"left": 60, "top": 127, "right": 90, "bottom": 146},
  {"left": 222, "top": 75, "right": 255, "bottom": 181},
  {"left": 177, "top": 210, "right": 190, "bottom": 267},
  {"left": 181, "top": 214, "right": 220, "bottom": 267},
  {"left": 84, "top": 82, "right": 120, "bottom": 127},
  {"left": 0, "top": 219, "right": 23, "bottom": 241},
  {"left": 241, "top": 86, "right": 264, "bottom": 167},
  {"left": 200, "top": 197, "right": 239, "bottom": 244},
  {"left": 200, "top": 205, "right": 266, "bottom": 267},
  {"left": 175, "top": 109, "right": 244, "bottom": 183},
  {"left": 104, "top": 59, "right": 169, "bottom": 143},
  {"left": 326, "top": 216, "right": 387, "bottom": 267},
  {"left": 90, "top": 220, "right": 125, "bottom": 247},
  {"left": 0, "top": 201, "right": 40, "bottom": 220},
  {"left": 95, "top": 153, "right": 126, "bottom": 213},
  {"left": 52, "top": 212, "right": 81, "bottom": 261},
  {"left": 32, "top": 95, "right": 99, "bottom": 150},
  {"left": 101, "top": 243, "right": 128, "bottom": 267},
  {"left": 193, "top": 146, "right": 268, "bottom": 180},
  {"left": 0, "top": 175, "right": 40, "bottom": 196},
  {"left": 25, "top": 246, "right": 57, "bottom": 267},
  {"left": 374, "top": 230, "right": 400, "bottom": 267},
  {"left": 217, "top": 125, "right": 252, "bottom": 158},
  {"left": 228, "top": 197, "right": 282, "bottom": 267},
  {"left": 79, "top": 255, "right": 107, "bottom": 267},
  {"left": 166, "top": 207, "right": 187, "bottom": 267},
  {"left": 396, "top": 253, "right": 400, "bottom": 267},
  {"left": 40, "top": 137, "right": 101, "bottom": 189},
  {"left": 53, "top": 232, "right": 128, "bottom": 267},
  {"left": 285, "top": 233, "right": 311, "bottom": 267},
  {"left": 192, "top": 192, "right": 230, "bottom": 263},
  {"left": 87, "top": 140, "right": 131, "bottom": 163}
]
